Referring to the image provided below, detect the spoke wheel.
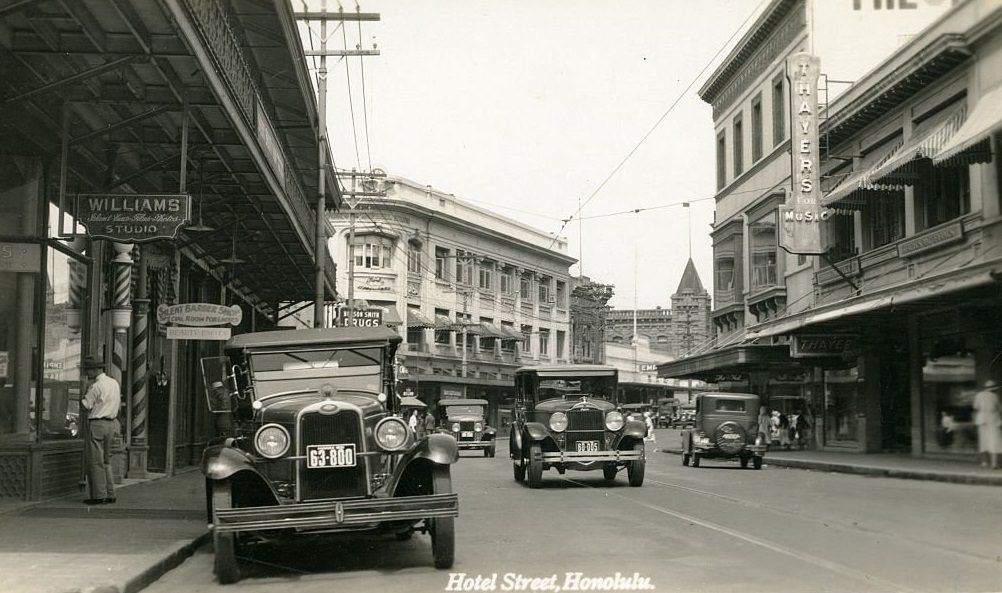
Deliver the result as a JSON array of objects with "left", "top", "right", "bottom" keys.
[
  {"left": 429, "top": 465, "right": 455, "bottom": 569},
  {"left": 527, "top": 443, "right": 544, "bottom": 488},
  {"left": 628, "top": 442, "right": 645, "bottom": 487},
  {"left": 211, "top": 479, "right": 240, "bottom": 584}
]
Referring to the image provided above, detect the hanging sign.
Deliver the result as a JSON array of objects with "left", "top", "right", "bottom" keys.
[
  {"left": 0, "top": 242, "right": 41, "bottom": 272},
  {"left": 339, "top": 309, "right": 383, "bottom": 327},
  {"left": 780, "top": 53, "right": 829, "bottom": 255},
  {"left": 157, "top": 303, "right": 242, "bottom": 327},
  {"left": 76, "top": 193, "right": 191, "bottom": 243}
]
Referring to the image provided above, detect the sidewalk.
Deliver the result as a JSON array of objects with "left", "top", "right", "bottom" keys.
[
  {"left": 2, "top": 439, "right": 1000, "bottom": 593},
  {"left": 651, "top": 428, "right": 1002, "bottom": 486},
  {"left": 0, "top": 469, "right": 208, "bottom": 593}
]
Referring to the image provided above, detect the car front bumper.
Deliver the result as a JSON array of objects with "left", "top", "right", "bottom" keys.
[
  {"left": 455, "top": 439, "right": 493, "bottom": 450},
  {"left": 211, "top": 493, "right": 459, "bottom": 534},
  {"left": 541, "top": 449, "right": 644, "bottom": 464}
]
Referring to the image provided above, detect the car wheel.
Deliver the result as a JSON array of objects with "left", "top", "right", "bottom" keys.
[
  {"left": 488, "top": 444, "right": 496, "bottom": 458},
  {"left": 211, "top": 479, "right": 240, "bottom": 584},
  {"left": 430, "top": 465, "right": 455, "bottom": 569},
  {"left": 692, "top": 453, "right": 701, "bottom": 468},
  {"left": 602, "top": 463, "right": 618, "bottom": 481},
  {"left": 513, "top": 459, "right": 526, "bottom": 482},
  {"left": 484, "top": 447, "right": 490, "bottom": 458},
  {"left": 753, "top": 456, "right": 763, "bottom": 470},
  {"left": 527, "top": 443, "right": 544, "bottom": 488},
  {"left": 740, "top": 455, "right": 749, "bottom": 469},
  {"left": 682, "top": 452, "right": 690, "bottom": 466},
  {"left": 628, "top": 442, "right": 645, "bottom": 487}
]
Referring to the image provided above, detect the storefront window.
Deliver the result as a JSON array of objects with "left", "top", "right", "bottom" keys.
[
  {"left": 921, "top": 352, "right": 977, "bottom": 455},
  {"left": 40, "top": 246, "right": 87, "bottom": 440},
  {"left": 824, "top": 367, "right": 858, "bottom": 443}
]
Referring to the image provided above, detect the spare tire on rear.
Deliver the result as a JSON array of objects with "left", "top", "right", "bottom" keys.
[{"left": 714, "top": 421, "right": 747, "bottom": 456}]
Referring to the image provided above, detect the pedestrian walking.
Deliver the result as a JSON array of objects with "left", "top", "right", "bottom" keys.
[
  {"left": 757, "top": 406, "right": 771, "bottom": 448},
  {"left": 644, "top": 411, "right": 657, "bottom": 449},
  {"left": 408, "top": 409, "right": 419, "bottom": 433},
  {"left": 81, "top": 356, "right": 121, "bottom": 505},
  {"left": 424, "top": 407, "right": 437, "bottom": 436},
  {"left": 973, "top": 379, "right": 1002, "bottom": 469},
  {"left": 778, "top": 412, "right": 792, "bottom": 449}
]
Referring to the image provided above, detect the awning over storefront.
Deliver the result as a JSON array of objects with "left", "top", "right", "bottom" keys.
[
  {"left": 379, "top": 307, "right": 403, "bottom": 326},
  {"left": 656, "top": 344, "right": 800, "bottom": 380},
  {"left": 822, "top": 139, "right": 906, "bottom": 207},
  {"left": 435, "top": 314, "right": 458, "bottom": 331},
  {"left": 498, "top": 325, "right": 525, "bottom": 340},
  {"left": 744, "top": 266, "right": 997, "bottom": 341},
  {"left": 407, "top": 308, "right": 436, "bottom": 329},
  {"left": 933, "top": 85, "right": 1002, "bottom": 165},
  {"left": 473, "top": 323, "right": 508, "bottom": 338},
  {"left": 868, "top": 104, "right": 967, "bottom": 185}
]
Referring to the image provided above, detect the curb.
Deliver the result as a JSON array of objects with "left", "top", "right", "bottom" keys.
[
  {"left": 76, "top": 532, "right": 210, "bottom": 593},
  {"left": 656, "top": 448, "right": 1002, "bottom": 486}
]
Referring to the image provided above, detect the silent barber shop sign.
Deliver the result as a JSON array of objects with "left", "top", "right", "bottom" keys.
[{"left": 76, "top": 193, "right": 191, "bottom": 243}]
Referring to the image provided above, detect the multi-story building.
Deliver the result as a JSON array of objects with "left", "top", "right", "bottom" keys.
[
  {"left": 605, "top": 258, "right": 712, "bottom": 357},
  {"left": 569, "top": 276, "right": 615, "bottom": 364},
  {"left": 660, "top": 0, "right": 1002, "bottom": 459},
  {"left": 329, "top": 174, "right": 575, "bottom": 429}
]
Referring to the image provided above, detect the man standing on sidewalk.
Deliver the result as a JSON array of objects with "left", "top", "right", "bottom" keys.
[{"left": 81, "top": 356, "right": 121, "bottom": 504}]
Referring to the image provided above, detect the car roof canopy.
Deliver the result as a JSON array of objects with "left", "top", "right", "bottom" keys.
[{"left": 226, "top": 326, "right": 403, "bottom": 352}]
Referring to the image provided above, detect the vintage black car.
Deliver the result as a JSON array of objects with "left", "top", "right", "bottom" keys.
[
  {"left": 509, "top": 365, "right": 646, "bottom": 488},
  {"left": 436, "top": 398, "right": 496, "bottom": 457},
  {"left": 680, "top": 392, "right": 766, "bottom": 469},
  {"left": 199, "top": 326, "right": 459, "bottom": 584}
]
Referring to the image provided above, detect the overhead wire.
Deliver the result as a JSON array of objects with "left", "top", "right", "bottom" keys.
[
  {"left": 547, "top": 0, "right": 771, "bottom": 251},
  {"left": 356, "top": 2, "right": 374, "bottom": 172}
]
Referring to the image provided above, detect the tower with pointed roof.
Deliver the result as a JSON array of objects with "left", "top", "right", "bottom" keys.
[{"left": 670, "top": 258, "right": 711, "bottom": 357}]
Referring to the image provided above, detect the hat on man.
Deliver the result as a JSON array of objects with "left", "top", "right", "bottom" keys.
[
  {"left": 82, "top": 356, "right": 105, "bottom": 370},
  {"left": 985, "top": 379, "right": 999, "bottom": 390}
]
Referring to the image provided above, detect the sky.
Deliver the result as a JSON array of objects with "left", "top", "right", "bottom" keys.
[{"left": 298, "top": 0, "right": 770, "bottom": 310}]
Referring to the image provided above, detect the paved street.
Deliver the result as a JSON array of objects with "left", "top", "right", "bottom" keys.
[{"left": 143, "top": 442, "right": 1002, "bottom": 593}]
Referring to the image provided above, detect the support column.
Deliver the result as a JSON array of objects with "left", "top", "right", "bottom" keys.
[{"left": 109, "top": 242, "right": 136, "bottom": 478}]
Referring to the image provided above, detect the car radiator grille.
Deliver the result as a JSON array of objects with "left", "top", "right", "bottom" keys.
[
  {"left": 299, "top": 411, "right": 367, "bottom": 501},
  {"left": 459, "top": 420, "right": 475, "bottom": 441},
  {"left": 566, "top": 410, "right": 606, "bottom": 451}
]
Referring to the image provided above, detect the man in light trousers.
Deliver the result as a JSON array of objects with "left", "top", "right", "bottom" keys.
[{"left": 81, "top": 356, "right": 121, "bottom": 505}]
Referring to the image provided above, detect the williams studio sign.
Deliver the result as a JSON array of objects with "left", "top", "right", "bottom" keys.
[{"left": 76, "top": 193, "right": 191, "bottom": 243}]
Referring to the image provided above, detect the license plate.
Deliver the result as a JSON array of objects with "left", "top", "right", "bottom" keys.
[
  {"left": 461, "top": 431, "right": 474, "bottom": 438},
  {"left": 576, "top": 441, "right": 600, "bottom": 452},
  {"left": 307, "top": 444, "right": 357, "bottom": 468}
]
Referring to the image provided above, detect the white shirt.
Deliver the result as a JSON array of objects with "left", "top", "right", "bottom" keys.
[{"left": 83, "top": 372, "right": 121, "bottom": 420}]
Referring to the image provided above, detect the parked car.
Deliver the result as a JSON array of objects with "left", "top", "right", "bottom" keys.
[
  {"left": 680, "top": 392, "right": 766, "bottom": 469},
  {"left": 509, "top": 365, "right": 646, "bottom": 488},
  {"left": 436, "top": 398, "right": 496, "bottom": 457},
  {"left": 199, "top": 326, "right": 459, "bottom": 584}
]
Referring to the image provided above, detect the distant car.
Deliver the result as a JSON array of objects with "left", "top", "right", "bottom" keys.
[
  {"left": 199, "top": 326, "right": 459, "bottom": 584},
  {"left": 436, "top": 398, "right": 496, "bottom": 457},
  {"left": 681, "top": 392, "right": 766, "bottom": 469},
  {"left": 509, "top": 365, "right": 646, "bottom": 488}
]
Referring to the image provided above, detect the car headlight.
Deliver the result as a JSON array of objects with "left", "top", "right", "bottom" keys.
[
  {"left": 255, "top": 424, "right": 290, "bottom": 458},
  {"left": 474, "top": 422, "right": 483, "bottom": 432},
  {"left": 605, "top": 411, "right": 625, "bottom": 432},
  {"left": 549, "top": 412, "right": 567, "bottom": 432},
  {"left": 375, "top": 417, "right": 410, "bottom": 451},
  {"left": 452, "top": 422, "right": 461, "bottom": 432}
]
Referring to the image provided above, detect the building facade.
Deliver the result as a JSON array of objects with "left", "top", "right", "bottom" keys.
[
  {"left": 0, "top": 0, "right": 338, "bottom": 500},
  {"left": 329, "top": 175, "right": 575, "bottom": 432},
  {"left": 660, "top": 0, "right": 1002, "bottom": 459},
  {"left": 569, "top": 276, "right": 615, "bottom": 364}
]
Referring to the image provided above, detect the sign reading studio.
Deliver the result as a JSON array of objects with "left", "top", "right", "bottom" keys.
[{"left": 76, "top": 193, "right": 191, "bottom": 243}]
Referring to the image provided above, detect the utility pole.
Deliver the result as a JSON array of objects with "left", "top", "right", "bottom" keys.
[
  {"left": 294, "top": 4, "right": 380, "bottom": 327},
  {"left": 336, "top": 168, "right": 386, "bottom": 325}
]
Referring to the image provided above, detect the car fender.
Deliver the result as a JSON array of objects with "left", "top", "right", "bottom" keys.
[
  {"left": 681, "top": 429, "right": 692, "bottom": 453},
  {"left": 385, "top": 433, "right": 459, "bottom": 495},
  {"left": 509, "top": 426, "right": 523, "bottom": 459},
  {"left": 483, "top": 426, "right": 497, "bottom": 440},
  {"left": 621, "top": 419, "right": 647, "bottom": 442},
  {"left": 201, "top": 441, "right": 256, "bottom": 480}
]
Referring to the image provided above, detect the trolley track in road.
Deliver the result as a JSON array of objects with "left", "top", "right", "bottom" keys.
[{"left": 559, "top": 464, "right": 1000, "bottom": 593}]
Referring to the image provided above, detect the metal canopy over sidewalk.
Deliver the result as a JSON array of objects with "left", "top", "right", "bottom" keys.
[{"left": 0, "top": 0, "right": 339, "bottom": 310}]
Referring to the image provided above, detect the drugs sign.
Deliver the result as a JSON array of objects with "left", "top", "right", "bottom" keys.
[{"left": 339, "top": 309, "right": 383, "bottom": 327}]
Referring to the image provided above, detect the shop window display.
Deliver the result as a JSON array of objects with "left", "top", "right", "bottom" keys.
[
  {"left": 824, "top": 367, "right": 858, "bottom": 444},
  {"left": 922, "top": 352, "right": 977, "bottom": 454}
]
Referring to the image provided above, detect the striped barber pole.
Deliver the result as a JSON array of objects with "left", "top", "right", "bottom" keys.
[{"left": 131, "top": 301, "right": 149, "bottom": 444}]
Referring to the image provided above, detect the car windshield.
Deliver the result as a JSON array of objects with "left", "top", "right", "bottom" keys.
[
  {"left": 247, "top": 346, "right": 386, "bottom": 398},
  {"left": 537, "top": 376, "right": 615, "bottom": 402},
  {"left": 445, "top": 405, "right": 484, "bottom": 419}
]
